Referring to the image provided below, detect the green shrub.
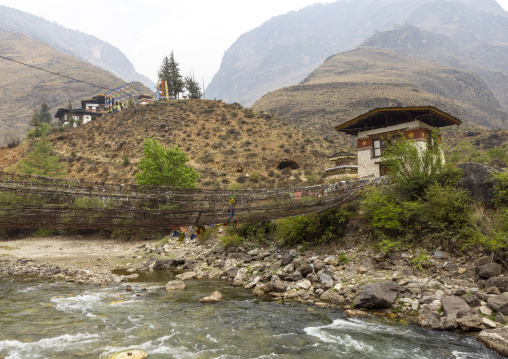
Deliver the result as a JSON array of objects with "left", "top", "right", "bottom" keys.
[
  {"left": 220, "top": 232, "right": 244, "bottom": 249},
  {"left": 492, "top": 171, "right": 508, "bottom": 208},
  {"left": 274, "top": 207, "right": 352, "bottom": 247},
  {"left": 362, "top": 188, "right": 403, "bottom": 231},
  {"left": 35, "top": 229, "right": 57, "bottom": 237},
  {"left": 236, "top": 220, "right": 275, "bottom": 245},
  {"left": 122, "top": 156, "right": 130, "bottom": 167},
  {"left": 423, "top": 184, "right": 472, "bottom": 229},
  {"left": 275, "top": 215, "right": 317, "bottom": 247},
  {"left": 410, "top": 248, "right": 430, "bottom": 271}
]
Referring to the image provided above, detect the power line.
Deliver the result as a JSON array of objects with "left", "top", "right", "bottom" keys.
[{"left": 0, "top": 55, "right": 114, "bottom": 91}]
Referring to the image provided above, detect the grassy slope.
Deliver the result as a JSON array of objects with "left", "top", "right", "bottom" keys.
[
  {"left": 252, "top": 48, "right": 507, "bottom": 142},
  {"left": 0, "top": 31, "right": 152, "bottom": 147},
  {"left": 0, "top": 100, "right": 347, "bottom": 189}
]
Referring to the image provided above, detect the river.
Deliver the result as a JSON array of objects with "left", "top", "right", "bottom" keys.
[{"left": 0, "top": 272, "right": 502, "bottom": 359}]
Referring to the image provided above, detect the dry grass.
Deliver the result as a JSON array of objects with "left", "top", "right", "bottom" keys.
[{"left": 1, "top": 99, "right": 346, "bottom": 189}]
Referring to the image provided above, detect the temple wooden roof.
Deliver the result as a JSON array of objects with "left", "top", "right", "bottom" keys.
[{"left": 335, "top": 106, "right": 462, "bottom": 136}]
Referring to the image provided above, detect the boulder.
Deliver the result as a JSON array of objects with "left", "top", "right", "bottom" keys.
[
  {"left": 477, "top": 256, "right": 493, "bottom": 267},
  {"left": 441, "top": 317, "right": 458, "bottom": 330},
  {"left": 300, "top": 265, "right": 314, "bottom": 278},
  {"left": 479, "top": 263, "right": 502, "bottom": 279},
  {"left": 478, "top": 327, "right": 508, "bottom": 356},
  {"left": 488, "top": 293, "right": 508, "bottom": 314},
  {"left": 293, "top": 257, "right": 306, "bottom": 269},
  {"left": 306, "top": 273, "right": 319, "bottom": 283},
  {"left": 290, "top": 272, "right": 304, "bottom": 282},
  {"left": 480, "top": 305, "right": 493, "bottom": 316},
  {"left": 441, "top": 296, "right": 469, "bottom": 319},
  {"left": 258, "top": 282, "right": 274, "bottom": 293},
  {"left": 110, "top": 350, "right": 147, "bottom": 359},
  {"left": 455, "top": 308, "right": 484, "bottom": 331},
  {"left": 483, "top": 318, "right": 498, "bottom": 329},
  {"left": 165, "top": 280, "right": 186, "bottom": 291},
  {"left": 486, "top": 286, "right": 501, "bottom": 295},
  {"left": 295, "top": 279, "right": 312, "bottom": 290},
  {"left": 281, "top": 252, "right": 295, "bottom": 266},
  {"left": 320, "top": 273, "right": 334, "bottom": 286},
  {"left": 153, "top": 259, "right": 177, "bottom": 270},
  {"left": 345, "top": 309, "right": 369, "bottom": 318},
  {"left": 418, "top": 308, "right": 443, "bottom": 330},
  {"left": 486, "top": 277, "right": 508, "bottom": 292},
  {"left": 245, "top": 276, "right": 261, "bottom": 289},
  {"left": 272, "top": 280, "right": 287, "bottom": 293},
  {"left": 199, "top": 291, "right": 223, "bottom": 303},
  {"left": 457, "top": 162, "right": 499, "bottom": 205},
  {"left": 496, "top": 312, "right": 507, "bottom": 324},
  {"left": 354, "top": 281, "right": 400, "bottom": 309},
  {"left": 232, "top": 268, "right": 248, "bottom": 286},
  {"left": 463, "top": 294, "right": 481, "bottom": 307},
  {"left": 324, "top": 255, "right": 339, "bottom": 266},
  {"left": 176, "top": 271, "right": 198, "bottom": 281}
]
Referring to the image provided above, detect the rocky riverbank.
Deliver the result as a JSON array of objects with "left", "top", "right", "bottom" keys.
[{"left": 2, "top": 234, "right": 508, "bottom": 356}]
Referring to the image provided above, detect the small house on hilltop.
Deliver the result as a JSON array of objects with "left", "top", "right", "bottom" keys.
[
  {"left": 54, "top": 108, "right": 104, "bottom": 127},
  {"left": 335, "top": 106, "right": 461, "bottom": 178},
  {"left": 81, "top": 95, "right": 105, "bottom": 113}
]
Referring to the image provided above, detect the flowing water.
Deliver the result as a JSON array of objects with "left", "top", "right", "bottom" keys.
[{"left": 0, "top": 272, "right": 502, "bottom": 359}]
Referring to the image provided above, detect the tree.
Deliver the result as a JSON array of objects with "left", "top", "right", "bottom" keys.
[
  {"left": 136, "top": 138, "right": 199, "bottom": 188},
  {"left": 19, "top": 136, "right": 67, "bottom": 177},
  {"left": 185, "top": 73, "right": 202, "bottom": 99},
  {"left": 382, "top": 131, "right": 460, "bottom": 199},
  {"left": 29, "top": 108, "right": 41, "bottom": 132},
  {"left": 39, "top": 103, "right": 52, "bottom": 124},
  {"left": 158, "top": 51, "right": 184, "bottom": 99}
]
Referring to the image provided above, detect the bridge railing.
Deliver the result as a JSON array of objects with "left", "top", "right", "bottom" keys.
[{"left": 0, "top": 172, "right": 390, "bottom": 230}]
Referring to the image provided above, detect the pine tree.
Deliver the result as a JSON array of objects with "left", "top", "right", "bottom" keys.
[
  {"left": 29, "top": 108, "right": 41, "bottom": 137},
  {"left": 185, "top": 73, "right": 202, "bottom": 99},
  {"left": 29, "top": 108, "right": 40, "bottom": 129},
  {"left": 39, "top": 103, "right": 52, "bottom": 124},
  {"left": 158, "top": 51, "right": 184, "bottom": 99},
  {"left": 19, "top": 136, "right": 67, "bottom": 177}
]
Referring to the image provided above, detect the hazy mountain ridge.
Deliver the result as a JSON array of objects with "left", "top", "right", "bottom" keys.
[
  {"left": 0, "top": 5, "right": 154, "bottom": 90},
  {"left": 206, "top": 0, "right": 508, "bottom": 110},
  {"left": 361, "top": 24, "right": 508, "bottom": 114},
  {"left": 252, "top": 47, "right": 507, "bottom": 137}
]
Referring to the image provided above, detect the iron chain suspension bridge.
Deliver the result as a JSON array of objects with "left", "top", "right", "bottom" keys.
[{"left": 0, "top": 172, "right": 389, "bottom": 231}]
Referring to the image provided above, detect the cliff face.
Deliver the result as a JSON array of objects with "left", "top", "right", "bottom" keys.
[
  {"left": 0, "top": 5, "right": 154, "bottom": 90},
  {"left": 252, "top": 47, "right": 507, "bottom": 136},
  {"left": 206, "top": 0, "right": 508, "bottom": 110}
]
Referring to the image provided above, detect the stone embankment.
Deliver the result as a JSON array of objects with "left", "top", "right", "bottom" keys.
[{"left": 2, "top": 237, "right": 508, "bottom": 356}]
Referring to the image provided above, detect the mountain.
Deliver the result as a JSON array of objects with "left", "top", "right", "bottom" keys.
[
  {"left": 252, "top": 47, "right": 507, "bottom": 136},
  {"left": 0, "top": 100, "right": 343, "bottom": 188},
  {"left": 360, "top": 24, "right": 508, "bottom": 118},
  {"left": 206, "top": 0, "right": 508, "bottom": 110},
  {"left": 0, "top": 5, "right": 154, "bottom": 90},
  {"left": 0, "top": 30, "right": 152, "bottom": 146}
]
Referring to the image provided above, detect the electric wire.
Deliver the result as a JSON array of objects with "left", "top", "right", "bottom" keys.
[{"left": 0, "top": 54, "right": 114, "bottom": 91}]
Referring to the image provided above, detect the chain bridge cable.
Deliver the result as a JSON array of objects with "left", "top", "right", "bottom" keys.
[{"left": 0, "top": 55, "right": 115, "bottom": 91}]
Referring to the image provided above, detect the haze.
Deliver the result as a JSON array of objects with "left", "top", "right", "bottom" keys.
[{"left": 0, "top": 0, "right": 507, "bottom": 90}]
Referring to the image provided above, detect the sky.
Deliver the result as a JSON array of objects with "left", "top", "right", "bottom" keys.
[{"left": 1, "top": 0, "right": 508, "bottom": 90}]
